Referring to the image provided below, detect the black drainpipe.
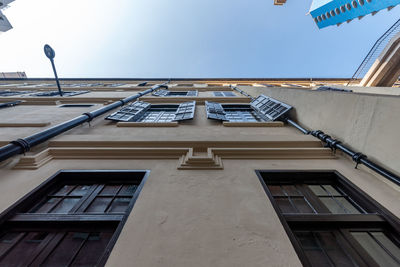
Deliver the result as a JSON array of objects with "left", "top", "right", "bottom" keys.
[
  {"left": 229, "top": 85, "right": 400, "bottom": 186},
  {"left": 0, "top": 82, "right": 169, "bottom": 162},
  {"left": 285, "top": 118, "right": 400, "bottom": 187}
]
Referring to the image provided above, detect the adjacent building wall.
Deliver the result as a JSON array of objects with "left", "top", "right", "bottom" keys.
[{"left": 245, "top": 86, "right": 400, "bottom": 175}]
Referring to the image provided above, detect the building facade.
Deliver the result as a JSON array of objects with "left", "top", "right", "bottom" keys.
[{"left": 0, "top": 79, "right": 399, "bottom": 266}]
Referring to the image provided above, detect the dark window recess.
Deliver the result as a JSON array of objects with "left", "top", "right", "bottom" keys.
[
  {"left": 205, "top": 102, "right": 265, "bottom": 122},
  {"left": 317, "top": 86, "right": 353, "bottom": 92},
  {"left": 250, "top": 94, "right": 292, "bottom": 121},
  {"left": 106, "top": 101, "right": 195, "bottom": 123},
  {"left": 0, "top": 170, "right": 148, "bottom": 267},
  {"left": 152, "top": 89, "right": 198, "bottom": 97},
  {"left": 30, "top": 91, "right": 90, "bottom": 97},
  {"left": 60, "top": 83, "right": 103, "bottom": 88},
  {"left": 213, "top": 91, "right": 236, "bottom": 97},
  {"left": 59, "top": 104, "right": 95, "bottom": 108},
  {"left": 0, "top": 101, "right": 22, "bottom": 109},
  {"left": 0, "top": 91, "right": 31, "bottom": 96},
  {"left": 257, "top": 170, "right": 400, "bottom": 267}
]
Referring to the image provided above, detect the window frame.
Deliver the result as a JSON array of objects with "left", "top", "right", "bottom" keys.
[
  {"left": 213, "top": 91, "right": 237, "bottom": 97},
  {"left": 256, "top": 170, "right": 400, "bottom": 267},
  {"left": 0, "top": 170, "right": 150, "bottom": 266}
]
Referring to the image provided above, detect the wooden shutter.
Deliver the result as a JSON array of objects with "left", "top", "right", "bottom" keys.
[
  {"left": 105, "top": 101, "right": 151, "bottom": 122},
  {"left": 174, "top": 101, "right": 196, "bottom": 121},
  {"left": 205, "top": 101, "right": 227, "bottom": 121},
  {"left": 250, "top": 95, "right": 292, "bottom": 121},
  {"left": 186, "top": 90, "right": 198, "bottom": 96}
]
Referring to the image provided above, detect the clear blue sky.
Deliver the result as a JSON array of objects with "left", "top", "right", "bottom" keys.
[{"left": 1, "top": 0, "right": 399, "bottom": 78}]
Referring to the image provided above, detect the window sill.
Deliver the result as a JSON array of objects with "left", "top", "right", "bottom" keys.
[
  {"left": 116, "top": 122, "right": 178, "bottom": 127},
  {"left": 0, "top": 122, "right": 51, "bottom": 127},
  {"left": 222, "top": 121, "right": 284, "bottom": 127}
]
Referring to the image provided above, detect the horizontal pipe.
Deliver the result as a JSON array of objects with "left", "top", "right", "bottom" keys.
[
  {"left": 286, "top": 119, "right": 310, "bottom": 135},
  {"left": 0, "top": 83, "right": 168, "bottom": 162},
  {"left": 284, "top": 118, "right": 400, "bottom": 187},
  {"left": 230, "top": 85, "right": 255, "bottom": 100}
]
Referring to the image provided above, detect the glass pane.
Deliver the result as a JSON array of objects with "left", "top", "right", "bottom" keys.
[
  {"left": 281, "top": 185, "right": 302, "bottom": 196},
  {"left": 72, "top": 232, "right": 113, "bottom": 266},
  {"left": 69, "top": 185, "right": 91, "bottom": 196},
  {"left": 85, "top": 197, "right": 112, "bottom": 213},
  {"left": 335, "top": 197, "right": 361, "bottom": 214},
  {"left": 275, "top": 198, "right": 296, "bottom": 213},
  {"left": 323, "top": 185, "right": 341, "bottom": 196},
  {"left": 352, "top": 232, "right": 400, "bottom": 267},
  {"left": 118, "top": 185, "right": 137, "bottom": 196},
  {"left": 41, "top": 232, "right": 86, "bottom": 266},
  {"left": 108, "top": 197, "right": 131, "bottom": 213},
  {"left": 268, "top": 185, "right": 285, "bottom": 196},
  {"left": 0, "top": 232, "right": 23, "bottom": 257},
  {"left": 371, "top": 232, "right": 400, "bottom": 261},
  {"left": 317, "top": 231, "right": 355, "bottom": 266},
  {"left": 0, "top": 232, "right": 48, "bottom": 266},
  {"left": 295, "top": 231, "right": 332, "bottom": 266},
  {"left": 292, "top": 197, "right": 315, "bottom": 213},
  {"left": 50, "top": 198, "right": 80, "bottom": 213},
  {"left": 100, "top": 185, "right": 120, "bottom": 195},
  {"left": 320, "top": 197, "right": 347, "bottom": 214},
  {"left": 308, "top": 185, "right": 328, "bottom": 196},
  {"left": 30, "top": 197, "right": 60, "bottom": 213},
  {"left": 53, "top": 185, "right": 74, "bottom": 196}
]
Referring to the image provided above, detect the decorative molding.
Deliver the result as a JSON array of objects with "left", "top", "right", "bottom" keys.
[
  {"left": 0, "top": 122, "right": 50, "bottom": 127},
  {"left": 178, "top": 148, "right": 223, "bottom": 170},
  {"left": 117, "top": 122, "right": 178, "bottom": 127},
  {"left": 222, "top": 121, "right": 284, "bottom": 127},
  {"left": 14, "top": 146, "right": 334, "bottom": 170}
]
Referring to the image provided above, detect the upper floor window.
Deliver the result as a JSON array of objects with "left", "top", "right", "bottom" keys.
[
  {"left": 257, "top": 170, "right": 400, "bottom": 267},
  {"left": 205, "top": 95, "right": 292, "bottom": 123},
  {"left": 213, "top": 91, "right": 236, "bottom": 97},
  {"left": 0, "top": 90, "right": 31, "bottom": 96},
  {"left": 106, "top": 101, "right": 195, "bottom": 123},
  {"left": 152, "top": 89, "right": 198, "bottom": 97},
  {"left": 0, "top": 170, "right": 148, "bottom": 266},
  {"left": 30, "top": 91, "right": 90, "bottom": 97}
]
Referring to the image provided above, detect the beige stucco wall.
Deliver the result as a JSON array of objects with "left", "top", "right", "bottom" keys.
[
  {"left": 245, "top": 86, "right": 400, "bottom": 176},
  {"left": 0, "top": 156, "right": 399, "bottom": 267},
  {"left": 1, "top": 81, "right": 400, "bottom": 266}
]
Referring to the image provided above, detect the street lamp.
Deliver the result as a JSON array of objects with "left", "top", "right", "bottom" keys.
[{"left": 44, "top": 44, "right": 63, "bottom": 96}]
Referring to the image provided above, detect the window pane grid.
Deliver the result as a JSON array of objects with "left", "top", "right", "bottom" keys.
[
  {"left": 138, "top": 110, "right": 176, "bottom": 122},
  {"left": 28, "top": 184, "right": 138, "bottom": 215},
  {"left": 225, "top": 109, "right": 264, "bottom": 122}
]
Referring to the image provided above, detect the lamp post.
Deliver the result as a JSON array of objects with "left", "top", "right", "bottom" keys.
[{"left": 44, "top": 44, "right": 63, "bottom": 96}]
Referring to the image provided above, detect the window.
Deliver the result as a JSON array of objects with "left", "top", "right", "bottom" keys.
[
  {"left": 0, "top": 90, "right": 31, "bottom": 96},
  {"left": 213, "top": 91, "right": 236, "bottom": 97},
  {"left": 0, "top": 100, "right": 22, "bottom": 109},
  {"left": 0, "top": 170, "right": 148, "bottom": 266},
  {"left": 106, "top": 101, "right": 196, "bottom": 122},
  {"left": 205, "top": 95, "right": 292, "bottom": 123},
  {"left": 257, "top": 170, "right": 400, "bottom": 267},
  {"left": 30, "top": 91, "right": 90, "bottom": 97},
  {"left": 152, "top": 89, "right": 198, "bottom": 97},
  {"left": 59, "top": 104, "right": 95, "bottom": 108}
]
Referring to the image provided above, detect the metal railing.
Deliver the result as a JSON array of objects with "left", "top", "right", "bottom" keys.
[{"left": 347, "top": 18, "right": 400, "bottom": 86}]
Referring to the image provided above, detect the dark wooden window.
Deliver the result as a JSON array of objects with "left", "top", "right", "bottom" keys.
[
  {"left": 0, "top": 170, "right": 149, "bottom": 266},
  {"left": 30, "top": 91, "right": 90, "bottom": 97},
  {"left": 257, "top": 170, "right": 400, "bottom": 267},
  {"left": 213, "top": 91, "right": 236, "bottom": 97},
  {"left": 106, "top": 101, "right": 196, "bottom": 123}
]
